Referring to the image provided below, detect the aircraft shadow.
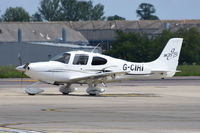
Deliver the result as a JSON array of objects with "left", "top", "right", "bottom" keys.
[{"left": 40, "top": 93, "right": 159, "bottom": 97}]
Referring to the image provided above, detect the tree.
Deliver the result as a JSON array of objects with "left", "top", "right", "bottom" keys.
[
  {"left": 107, "top": 15, "right": 125, "bottom": 21},
  {"left": 61, "top": 0, "right": 105, "bottom": 21},
  {"left": 105, "top": 31, "right": 150, "bottom": 62},
  {"left": 31, "top": 12, "right": 43, "bottom": 21},
  {"left": 38, "top": 0, "right": 61, "bottom": 21},
  {"left": 2, "top": 7, "right": 30, "bottom": 22},
  {"left": 59, "top": 0, "right": 78, "bottom": 21},
  {"left": 105, "top": 28, "right": 200, "bottom": 65},
  {"left": 38, "top": 0, "right": 105, "bottom": 21},
  {"left": 90, "top": 3, "right": 104, "bottom": 20},
  {"left": 136, "top": 3, "right": 159, "bottom": 20},
  {"left": 77, "top": 1, "right": 93, "bottom": 21}
]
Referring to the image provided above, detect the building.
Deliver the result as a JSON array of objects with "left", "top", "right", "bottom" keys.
[
  {"left": 1, "top": 20, "right": 200, "bottom": 65},
  {"left": 64, "top": 20, "right": 200, "bottom": 49},
  {"left": 0, "top": 22, "right": 98, "bottom": 65}
]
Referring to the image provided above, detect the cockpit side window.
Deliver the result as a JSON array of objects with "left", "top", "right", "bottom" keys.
[
  {"left": 51, "top": 53, "right": 71, "bottom": 64},
  {"left": 73, "top": 54, "right": 89, "bottom": 65},
  {"left": 92, "top": 56, "right": 107, "bottom": 65}
]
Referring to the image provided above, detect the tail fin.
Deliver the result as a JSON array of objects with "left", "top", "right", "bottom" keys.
[{"left": 150, "top": 38, "right": 183, "bottom": 77}]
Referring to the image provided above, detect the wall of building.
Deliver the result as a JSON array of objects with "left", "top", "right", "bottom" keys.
[{"left": 0, "top": 42, "right": 99, "bottom": 66}]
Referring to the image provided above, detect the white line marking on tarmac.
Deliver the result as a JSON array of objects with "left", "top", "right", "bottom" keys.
[{"left": 0, "top": 127, "right": 45, "bottom": 133}]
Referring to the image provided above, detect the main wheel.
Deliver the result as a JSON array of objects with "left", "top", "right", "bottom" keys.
[
  {"left": 62, "top": 92, "right": 69, "bottom": 95},
  {"left": 27, "top": 93, "right": 36, "bottom": 96},
  {"left": 89, "top": 93, "right": 97, "bottom": 96}
]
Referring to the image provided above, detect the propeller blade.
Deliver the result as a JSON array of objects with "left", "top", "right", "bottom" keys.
[
  {"left": 23, "top": 63, "right": 30, "bottom": 69},
  {"left": 20, "top": 72, "right": 24, "bottom": 89},
  {"left": 17, "top": 53, "right": 23, "bottom": 65}
]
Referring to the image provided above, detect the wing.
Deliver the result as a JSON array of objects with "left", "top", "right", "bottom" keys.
[{"left": 68, "top": 71, "right": 127, "bottom": 83}]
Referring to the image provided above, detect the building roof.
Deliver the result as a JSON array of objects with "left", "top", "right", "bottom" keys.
[
  {"left": 65, "top": 20, "right": 200, "bottom": 41},
  {"left": 66, "top": 20, "right": 200, "bottom": 31},
  {"left": 0, "top": 22, "right": 88, "bottom": 43},
  {"left": 1, "top": 20, "right": 200, "bottom": 42}
]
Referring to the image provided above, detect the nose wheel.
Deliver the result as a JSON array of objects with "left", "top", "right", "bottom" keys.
[
  {"left": 25, "top": 87, "right": 44, "bottom": 95},
  {"left": 25, "top": 82, "right": 44, "bottom": 95}
]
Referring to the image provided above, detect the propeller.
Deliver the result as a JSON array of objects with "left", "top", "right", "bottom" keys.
[
  {"left": 16, "top": 54, "right": 43, "bottom": 95},
  {"left": 17, "top": 53, "right": 30, "bottom": 89},
  {"left": 23, "top": 62, "right": 30, "bottom": 69},
  {"left": 17, "top": 53, "right": 24, "bottom": 89}
]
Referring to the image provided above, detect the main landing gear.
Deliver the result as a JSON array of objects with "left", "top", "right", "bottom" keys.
[
  {"left": 59, "top": 84, "right": 77, "bottom": 95},
  {"left": 25, "top": 82, "right": 105, "bottom": 96},
  {"left": 86, "top": 83, "right": 105, "bottom": 96},
  {"left": 59, "top": 83, "right": 105, "bottom": 96}
]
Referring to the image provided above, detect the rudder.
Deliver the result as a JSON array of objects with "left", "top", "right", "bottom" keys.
[{"left": 150, "top": 38, "right": 183, "bottom": 77}]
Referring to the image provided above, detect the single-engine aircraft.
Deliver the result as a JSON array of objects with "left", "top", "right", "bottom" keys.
[{"left": 16, "top": 38, "right": 183, "bottom": 95}]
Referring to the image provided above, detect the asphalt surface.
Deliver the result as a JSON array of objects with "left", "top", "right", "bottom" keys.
[{"left": 0, "top": 77, "right": 200, "bottom": 133}]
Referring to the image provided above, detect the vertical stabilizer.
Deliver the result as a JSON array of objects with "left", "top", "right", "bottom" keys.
[{"left": 150, "top": 38, "right": 183, "bottom": 77}]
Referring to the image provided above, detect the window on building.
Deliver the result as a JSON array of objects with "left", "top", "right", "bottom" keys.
[
  {"left": 51, "top": 53, "right": 71, "bottom": 64},
  {"left": 92, "top": 56, "right": 107, "bottom": 65},
  {"left": 73, "top": 54, "right": 89, "bottom": 65}
]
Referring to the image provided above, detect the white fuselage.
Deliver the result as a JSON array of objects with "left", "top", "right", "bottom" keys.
[
  {"left": 24, "top": 51, "right": 158, "bottom": 85},
  {"left": 16, "top": 38, "right": 183, "bottom": 95}
]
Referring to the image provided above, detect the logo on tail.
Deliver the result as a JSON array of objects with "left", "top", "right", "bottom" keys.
[{"left": 164, "top": 48, "right": 178, "bottom": 60}]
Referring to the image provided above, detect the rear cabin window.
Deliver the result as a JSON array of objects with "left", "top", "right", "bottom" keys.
[
  {"left": 73, "top": 54, "right": 89, "bottom": 65},
  {"left": 92, "top": 56, "right": 107, "bottom": 65}
]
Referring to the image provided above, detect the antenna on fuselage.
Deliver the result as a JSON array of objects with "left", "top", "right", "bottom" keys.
[{"left": 91, "top": 41, "right": 102, "bottom": 53}]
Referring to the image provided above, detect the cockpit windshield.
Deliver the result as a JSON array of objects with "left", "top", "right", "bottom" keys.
[{"left": 50, "top": 53, "right": 71, "bottom": 64}]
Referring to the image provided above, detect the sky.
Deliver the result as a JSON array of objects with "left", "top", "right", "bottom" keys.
[{"left": 0, "top": 0, "right": 200, "bottom": 20}]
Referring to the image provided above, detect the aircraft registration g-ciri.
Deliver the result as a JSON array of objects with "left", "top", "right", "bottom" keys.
[{"left": 16, "top": 38, "right": 183, "bottom": 96}]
